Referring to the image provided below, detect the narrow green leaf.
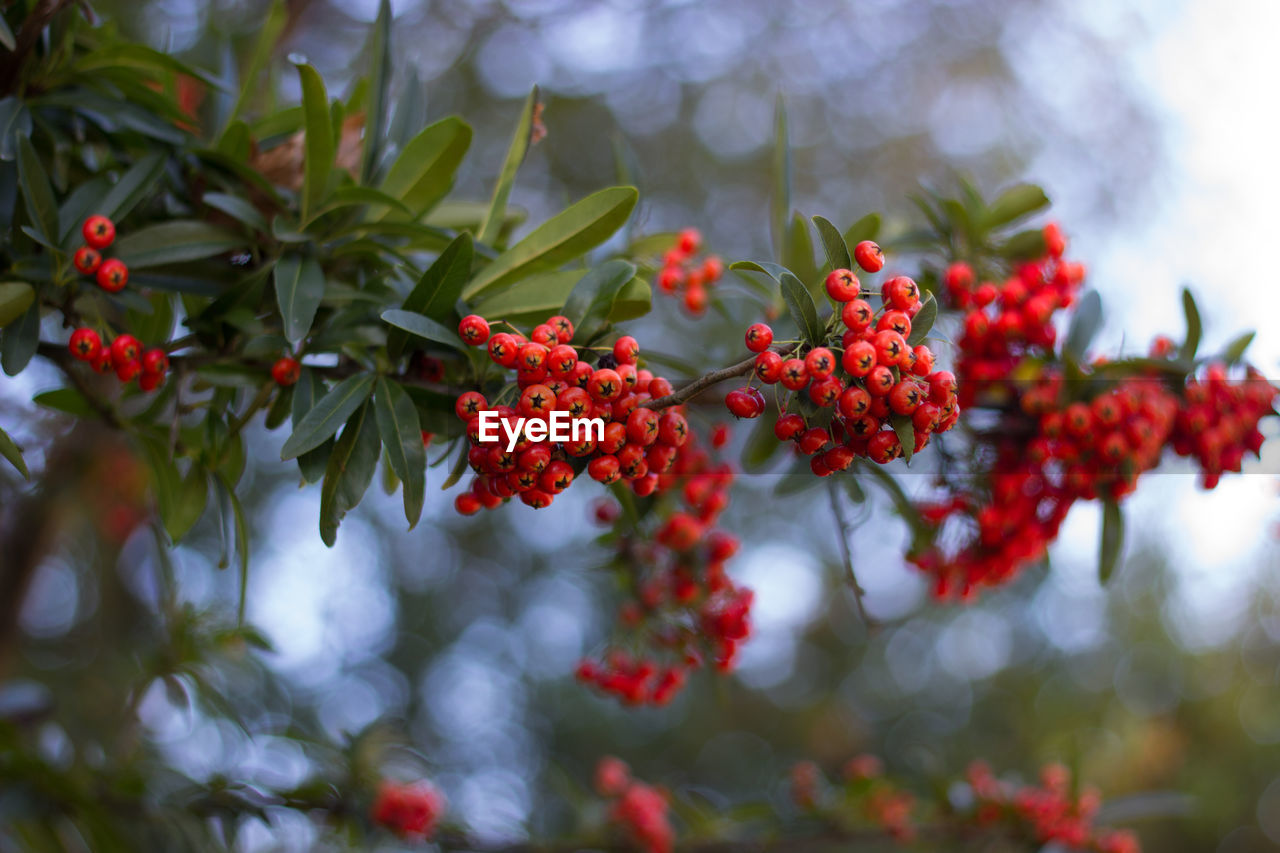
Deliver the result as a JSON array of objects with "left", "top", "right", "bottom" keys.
[
  {"left": 0, "top": 425, "right": 28, "bottom": 479},
  {"left": 16, "top": 135, "right": 57, "bottom": 242},
  {"left": 33, "top": 388, "right": 93, "bottom": 416},
  {"left": 319, "top": 401, "right": 382, "bottom": 546},
  {"left": 1221, "top": 330, "right": 1255, "bottom": 365},
  {"left": 387, "top": 232, "right": 473, "bottom": 359},
  {"left": 274, "top": 254, "right": 325, "bottom": 344},
  {"left": 1, "top": 301, "right": 39, "bottom": 376},
  {"left": 290, "top": 368, "right": 332, "bottom": 482},
  {"left": 214, "top": 474, "right": 251, "bottom": 621},
  {"left": 361, "top": 0, "right": 393, "bottom": 182},
  {"left": 770, "top": 94, "right": 790, "bottom": 262},
  {"left": 374, "top": 377, "right": 425, "bottom": 528},
  {"left": 467, "top": 270, "right": 580, "bottom": 326},
  {"left": 0, "top": 282, "right": 34, "bottom": 327},
  {"left": 387, "top": 69, "right": 426, "bottom": 153},
  {"left": 561, "top": 259, "right": 637, "bottom": 342},
  {"left": 1099, "top": 499, "right": 1124, "bottom": 584},
  {"left": 906, "top": 293, "right": 937, "bottom": 346},
  {"left": 479, "top": 86, "right": 539, "bottom": 246},
  {"left": 167, "top": 469, "right": 209, "bottom": 542},
  {"left": 319, "top": 185, "right": 412, "bottom": 219},
  {"left": 97, "top": 152, "right": 167, "bottom": 226},
  {"left": 0, "top": 15, "right": 15, "bottom": 52},
  {"left": 223, "top": 0, "right": 287, "bottom": 133},
  {"left": 203, "top": 191, "right": 267, "bottom": 232},
  {"left": 1063, "top": 290, "right": 1102, "bottom": 364},
  {"left": 728, "top": 260, "right": 794, "bottom": 282},
  {"left": 984, "top": 183, "right": 1050, "bottom": 230},
  {"left": 297, "top": 63, "right": 334, "bottom": 220},
  {"left": 114, "top": 220, "right": 246, "bottom": 268},
  {"left": 281, "top": 373, "right": 375, "bottom": 460},
  {"left": 380, "top": 309, "right": 466, "bottom": 353},
  {"left": 891, "top": 413, "right": 915, "bottom": 463},
  {"left": 999, "top": 228, "right": 1048, "bottom": 260},
  {"left": 0, "top": 97, "right": 32, "bottom": 162},
  {"left": 785, "top": 211, "right": 819, "bottom": 294},
  {"left": 462, "top": 186, "right": 638, "bottom": 300},
  {"left": 1180, "top": 287, "right": 1202, "bottom": 360},
  {"left": 440, "top": 440, "right": 469, "bottom": 490},
  {"left": 843, "top": 212, "right": 882, "bottom": 247},
  {"left": 377, "top": 116, "right": 472, "bottom": 217},
  {"left": 812, "top": 214, "right": 852, "bottom": 272},
  {"left": 779, "top": 272, "right": 822, "bottom": 345}
]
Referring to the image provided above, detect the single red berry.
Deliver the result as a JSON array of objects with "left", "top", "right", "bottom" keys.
[
  {"left": 73, "top": 246, "right": 102, "bottom": 275},
  {"left": 91, "top": 347, "right": 113, "bottom": 374},
  {"left": 745, "top": 323, "right": 773, "bottom": 353},
  {"left": 455, "top": 390, "right": 487, "bottom": 420},
  {"left": 841, "top": 299, "right": 874, "bottom": 332},
  {"left": 518, "top": 342, "right": 549, "bottom": 372},
  {"left": 702, "top": 256, "right": 724, "bottom": 282},
  {"left": 588, "top": 368, "right": 623, "bottom": 402},
  {"left": 96, "top": 259, "right": 128, "bottom": 293},
  {"left": 865, "top": 365, "right": 895, "bottom": 396},
  {"left": 804, "top": 347, "right": 835, "bottom": 378},
  {"left": 141, "top": 348, "right": 169, "bottom": 375},
  {"left": 837, "top": 385, "right": 871, "bottom": 419},
  {"left": 139, "top": 370, "right": 164, "bottom": 392},
  {"left": 626, "top": 407, "right": 660, "bottom": 446},
  {"left": 115, "top": 357, "right": 142, "bottom": 383},
  {"left": 676, "top": 228, "right": 701, "bottom": 255},
  {"left": 519, "top": 384, "right": 556, "bottom": 417},
  {"left": 657, "top": 411, "right": 689, "bottom": 447},
  {"left": 911, "top": 345, "right": 934, "bottom": 377},
  {"left": 888, "top": 381, "right": 923, "bottom": 415},
  {"left": 82, "top": 215, "right": 115, "bottom": 249},
  {"left": 487, "top": 332, "right": 519, "bottom": 367},
  {"left": 110, "top": 334, "right": 141, "bottom": 365},
  {"left": 867, "top": 430, "right": 901, "bottom": 464},
  {"left": 853, "top": 240, "right": 884, "bottom": 273},
  {"left": 458, "top": 314, "right": 490, "bottom": 346},
  {"left": 683, "top": 282, "right": 708, "bottom": 315},
  {"left": 657, "top": 266, "right": 683, "bottom": 293},
  {"left": 798, "top": 427, "right": 830, "bottom": 455},
  {"left": 779, "top": 359, "right": 809, "bottom": 391},
  {"left": 774, "top": 412, "right": 806, "bottom": 441},
  {"left": 525, "top": 324, "right": 554, "bottom": 346},
  {"left": 1043, "top": 222, "right": 1066, "bottom": 258},
  {"left": 876, "top": 310, "right": 912, "bottom": 338},
  {"left": 881, "top": 276, "right": 920, "bottom": 312},
  {"left": 824, "top": 268, "right": 861, "bottom": 302},
  {"left": 944, "top": 262, "right": 974, "bottom": 292},
  {"left": 842, "top": 340, "right": 877, "bottom": 377},
  {"left": 455, "top": 493, "right": 482, "bottom": 515},
  {"left": 546, "top": 315, "right": 575, "bottom": 343},
  {"left": 808, "top": 376, "right": 842, "bottom": 407},
  {"left": 754, "top": 350, "right": 784, "bottom": 384},
  {"left": 272, "top": 356, "right": 301, "bottom": 386},
  {"left": 710, "top": 422, "right": 729, "bottom": 448},
  {"left": 725, "top": 387, "right": 765, "bottom": 419},
  {"left": 613, "top": 335, "right": 640, "bottom": 365},
  {"left": 68, "top": 328, "right": 102, "bottom": 361},
  {"left": 873, "top": 330, "right": 908, "bottom": 367},
  {"left": 588, "top": 454, "right": 622, "bottom": 484}
]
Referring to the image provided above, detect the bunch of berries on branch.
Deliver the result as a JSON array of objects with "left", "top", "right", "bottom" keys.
[
  {"left": 67, "top": 329, "right": 169, "bottom": 391},
  {"left": 654, "top": 228, "right": 724, "bottom": 316},
  {"left": 728, "top": 242, "right": 960, "bottom": 471},
  {"left": 450, "top": 313, "right": 692, "bottom": 514},
  {"left": 576, "top": 425, "right": 752, "bottom": 706},
  {"left": 72, "top": 215, "right": 130, "bottom": 293},
  {"left": 594, "top": 758, "right": 675, "bottom": 853}
]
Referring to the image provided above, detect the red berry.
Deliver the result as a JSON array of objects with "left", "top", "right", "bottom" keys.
[
  {"left": 745, "top": 323, "right": 773, "bottom": 353},
  {"left": 530, "top": 324, "right": 558, "bottom": 346},
  {"left": 725, "top": 387, "right": 765, "bottom": 419},
  {"left": 702, "top": 256, "right": 724, "bottom": 282},
  {"left": 798, "top": 427, "right": 830, "bottom": 455},
  {"left": 888, "top": 381, "right": 923, "bottom": 415},
  {"left": 754, "top": 350, "right": 783, "bottom": 383},
  {"left": 873, "top": 330, "right": 908, "bottom": 367},
  {"left": 588, "top": 368, "right": 623, "bottom": 402},
  {"left": 588, "top": 454, "right": 622, "bottom": 484},
  {"left": 853, "top": 240, "right": 884, "bottom": 273},
  {"left": 824, "top": 268, "right": 860, "bottom": 302},
  {"left": 518, "top": 342, "right": 549, "bottom": 372},
  {"left": 546, "top": 315, "right": 575, "bottom": 343},
  {"left": 455, "top": 493, "right": 482, "bottom": 515},
  {"left": 68, "top": 328, "right": 101, "bottom": 361},
  {"left": 865, "top": 366, "right": 895, "bottom": 396},
  {"left": 519, "top": 384, "right": 556, "bottom": 417},
  {"left": 867, "top": 430, "right": 901, "bottom": 464},
  {"left": 115, "top": 358, "right": 142, "bottom": 383},
  {"left": 141, "top": 348, "right": 169, "bottom": 375},
  {"left": 657, "top": 412, "right": 689, "bottom": 447},
  {"left": 842, "top": 341, "right": 876, "bottom": 377},
  {"left": 779, "top": 359, "right": 809, "bottom": 391},
  {"left": 82, "top": 215, "right": 115, "bottom": 249},
  {"left": 613, "top": 335, "right": 640, "bottom": 365},
  {"left": 96, "top": 259, "right": 128, "bottom": 293},
  {"left": 138, "top": 370, "right": 164, "bottom": 392},
  {"left": 487, "top": 333, "right": 519, "bottom": 367},
  {"left": 73, "top": 246, "right": 102, "bottom": 275},
  {"left": 944, "top": 262, "right": 974, "bottom": 292},
  {"left": 657, "top": 266, "right": 683, "bottom": 293},
  {"left": 804, "top": 347, "right": 835, "bottom": 378},
  {"left": 626, "top": 407, "right": 660, "bottom": 446},
  {"left": 837, "top": 385, "right": 871, "bottom": 419},
  {"left": 458, "top": 314, "right": 490, "bottom": 346},
  {"left": 774, "top": 412, "right": 806, "bottom": 441},
  {"left": 841, "top": 299, "right": 874, "bottom": 332},
  {"left": 272, "top": 357, "right": 301, "bottom": 386},
  {"left": 881, "top": 275, "right": 920, "bottom": 311},
  {"left": 110, "top": 334, "right": 141, "bottom": 365},
  {"left": 677, "top": 228, "right": 701, "bottom": 254},
  {"left": 455, "top": 390, "right": 487, "bottom": 420}
]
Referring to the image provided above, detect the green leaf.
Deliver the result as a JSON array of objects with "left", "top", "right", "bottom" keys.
[
  {"left": 770, "top": 94, "right": 790, "bottom": 262},
  {"left": 462, "top": 186, "right": 638, "bottom": 300},
  {"left": 213, "top": 474, "right": 252, "bottom": 622},
  {"left": 290, "top": 368, "right": 332, "bottom": 482},
  {"left": 16, "top": 135, "right": 57, "bottom": 242},
  {"left": 387, "top": 232, "right": 473, "bottom": 359},
  {"left": 467, "top": 270, "right": 581, "bottom": 326},
  {"left": 479, "top": 86, "right": 539, "bottom": 246},
  {"left": 983, "top": 183, "right": 1050, "bottom": 230},
  {"left": 891, "top": 413, "right": 915, "bottom": 463},
  {"left": 114, "top": 220, "right": 246, "bottom": 268},
  {"left": 811, "top": 214, "right": 852, "bottom": 272},
  {"left": 223, "top": 0, "right": 287, "bottom": 133},
  {"left": 203, "top": 191, "right": 267, "bottom": 232},
  {"left": 126, "top": 291, "right": 175, "bottom": 345},
  {"left": 1220, "top": 330, "right": 1255, "bottom": 365},
  {"left": 319, "top": 185, "right": 412, "bottom": 219},
  {"left": 779, "top": 272, "right": 823, "bottom": 345},
  {"left": 785, "top": 211, "right": 819, "bottom": 295},
  {"left": 1099, "top": 499, "right": 1124, "bottom": 584},
  {"left": 609, "top": 277, "right": 651, "bottom": 323},
  {"left": 1180, "top": 287, "right": 1202, "bottom": 360},
  {"left": 96, "top": 152, "right": 167, "bottom": 226},
  {"left": 73, "top": 44, "right": 225, "bottom": 90},
  {"left": 906, "top": 293, "right": 937, "bottom": 346},
  {"left": 274, "top": 254, "right": 326, "bottom": 345},
  {"left": 380, "top": 309, "right": 466, "bottom": 353},
  {"left": 998, "top": 228, "right": 1047, "bottom": 260},
  {"left": 0, "top": 282, "right": 34, "bottom": 327},
  {"left": 297, "top": 63, "right": 334, "bottom": 221},
  {"left": 728, "top": 259, "right": 794, "bottom": 282},
  {"left": 742, "top": 414, "right": 782, "bottom": 472},
  {"left": 168, "top": 469, "right": 209, "bottom": 543},
  {"left": 1063, "top": 290, "right": 1102, "bottom": 364},
  {"left": 440, "top": 440, "right": 469, "bottom": 490},
  {"left": 281, "top": 373, "right": 375, "bottom": 460},
  {"left": 561, "top": 259, "right": 637, "bottom": 342},
  {"left": 361, "top": 0, "right": 393, "bottom": 183},
  {"left": 0, "top": 425, "right": 28, "bottom": 479},
  {"left": 1, "top": 301, "right": 39, "bottom": 376},
  {"left": 374, "top": 377, "right": 425, "bottom": 528},
  {"left": 0, "top": 15, "right": 14, "bottom": 52},
  {"left": 377, "top": 116, "right": 472, "bottom": 217},
  {"left": 33, "top": 388, "right": 93, "bottom": 416},
  {"left": 0, "top": 97, "right": 32, "bottom": 162},
  {"left": 319, "top": 400, "right": 382, "bottom": 546},
  {"left": 843, "top": 212, "right": 881, "bottom": 247}
]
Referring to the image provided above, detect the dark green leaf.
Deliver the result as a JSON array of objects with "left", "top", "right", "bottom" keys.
[
  {"left": 467, "top": 270, "right": 585, "bottom": 327},
  {"left": 297, "top": 62, "right": 334, "bottom": 220},
  {"left": 377, "top": 116, "right": 471, "bottom": 217},
  {"left": 0, "top": 424, "right": 28, "bottom": 479},
  {"left": 998, "top": 228, "right": 1047, "bottom": 260},
  {"left": 0, "top": 97, "right": 30, "bottom": 162},
  {"left": 374, "top": 377, "right": 425, "bottom": 528},
  {"left": 97, "top": 152, "right": 167, "bottom": 226},
  {"left": 1063, "top": 290, "right": 1102, "bottom": 364},
  {"left": 984, "top": 183, "right": 1050, "bottom": 230},
  {"left": 463, "top": 187, "right": 638, "bottom": 300},
  {"left": 381, "top": 309, "right": 466, "bottom": 353},
  {"left": 729, "top": 259, "right": 794, "bottom": 282},
  {"left": 203, "top": 191, "right": 267, "bottom": 232},
  {"left": 891, "top": 413, "right": 915, "bottom": 463},
  {"left": 1180, "top": 287, "right": 1202, "bottom": 360},
  {"left": 609, "top": 277, "right": 651, "bottom": 323},
  {"left": 478, "top": 86, "right": 539, "bottom": 246},
  {"left": 223, "top": 0, "right": 287, "bottom": 132},
  {"left": 785, "top": 211, "right": 819, "bottom": 294},
  {"left": 843, "top": 212, "right": 881, "bottom": 246},
  {"left": 281, "top": 373, "right": 375, "bottom": 460},
  {"left": 387, "top": 232, "right": 473, "bottom": 359},
  {"left": 561, "top": 259, "right": 637, "bottom": 343},
  {"left": 33, "top": 388, "right": 93, "bottom": 416},
  {"left": 16, "top": 135, "right": 57, "bottom": 242},
  {"left": 274, "top": 254, "right": 325, "bottom": 345},
  {"left": 811, "top": 214, "right": 852, "bottom": 272},
  {"left": 361, "top": 0, "right": 393, "bottom": 183},
  {"left": 0, "top": 282, "right": 34, "bottom": 327},
  {"left": 440, "top": 440, "right": 469, "bottom": 490},
  {"left": 0, "top": 16, "right": 14, "bottom": 52},
  {"left": 114, "top": 220, "right": 246, "bottom": 268},
  {"left": 906, "top": 293, "right": 937, "bottom": 346},
  {"left": 319, "top": 401, "right": 382, "bottom": 546},
  {"left": 1099, "top": 499, "right": 1124, "bottom": 584},
  {"left": 779, "top": 272, "right": 823, "bottom": 345},
  {"left": 1, "top": 301, "right": 38, "bottom": 376},
  {"left": 290, "top": 368, "right": 332, "bottom": 482},
  {"left": 1221, "top": 330, "right": 1255, "bottom": 365}
]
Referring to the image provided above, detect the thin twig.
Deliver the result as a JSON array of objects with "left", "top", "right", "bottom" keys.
[
  {"left": 827, "top": 479, "right": 874, "bottom": 628},
  {"left": 644, "top": 343, "right": 800, "bottom": 410}
]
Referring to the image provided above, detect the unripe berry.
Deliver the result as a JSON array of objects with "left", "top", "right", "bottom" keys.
[
  {"left": 96, "top": 259, "right": 128, "bottom": 293},
  {"left": 853, "top": 240, "right": 884, "bottom": 273},
  {"left": 824, "top": 268, "right": 861, "bottom": 302},
  {"left": 745, "top": 323, "right": 773, "bottom": 353},
  {"left": 82, "top": 215, "right": 115, "bottom": 249},
  {"left": 73, "top": 246, "right": 102, "bottom": 275},
  {"left": 68, "top": 328, "right": 101, "bottom": 361}
]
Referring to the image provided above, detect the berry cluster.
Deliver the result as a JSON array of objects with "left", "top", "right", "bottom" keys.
[
  {"left": 789, "top": 756, "right": 915, "bottom": 841},
  {"left": 966, "top": 762, "right": 1139, "bottom": 853},
  {"left": 71, "top": 215, "right": 130, "bottom": 293},
  {"left": 370, "top": 780, "right": 445, "bottom": 841},
  {"left": 67, "top": 328, "right": 170, "bottom": 391},
  {"left": 728, "top": 245, "right": 959, "bottom": 471},
  {"left": 595, "top": 757, "right": 674, "bottom": 853},
  {"left": 654, "top": 228, "right": 724, "bottom": 316},
  {"left": 576, "top": 427, "right": 753, "bottom": 706},
  {"left": 1170, "top": 362, "right": 1274, "bottom": 489},
  {"left": 450, "top": 312, "right": 689, "bottom": 514}
]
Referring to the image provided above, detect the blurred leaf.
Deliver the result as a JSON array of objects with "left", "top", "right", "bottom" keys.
[
  {"left": 983, "top": 183, "right": 1049, "bottom": 229},
  {"left": 998, "top": 228, "right": 1047, "bottom": 260},
  {"left": 381, "top": 309, "right": 466, "bottom": 353},
  {"left": 0, "top": 282, "right": 34, "bottom": 327},
  {"left": 0, "top": 97, "right": 29, "bottom": 162},
  {"left": 74, "top": 43, "right": 224, "bottom": 89},
  {"left": 785, "top": 211, "right": 819, "bottom": 292},
  {"left": 388, "top": 232, "right": 473, "bottom": 359},
  {"left": 115, "top": 220, "right": 246, "bottom": 268},
  {"left": 377, "top": 116, "right": 471, "bottom": 217},
  {"left": 729, "top": 259, "right": 794, "bottom": 282},
  {"left": 96, "top": 152, "right": 167, "bottom": 228},
  {"left": 462, "top": 186, "right": 638, "bottom": 300},
  {"left": 320, "top": 400, "right": 382, "bottom": 546},
  {"left": 1099, "top": 498, "right": 1124, "bottom": 584},
  {"left": 1180, "top": 287, "right": 1202, "bottom": 360},
  {"left": 843, "top": 212, "right": 882, "bottom": 247},
  {"left": 127, "top": 291, "right": 175, "bottom": 344},
  {"left": 213, "top": 475, "right": 251, "bottom": 620},
  {"left": 742, "top": 414, "right": 782, "bottom": 472},
  {"left": 858, "top": 460, "right": 928, "bottom": 550},
  {"left": 0, "top": 424, "right": 27, "bottom": 479},
  {"left": 361, "top": 0, "right": 392, "bottom": 183},
  {"left": 375, "top": 377, "right": 425, "bottom": 528},
  {"left": 771, "top": 94, "right": 790, "bottom": 261},
  {"left": 290, "top": 369, "right": 333, "bottom": 482},
  {"left": 281, "top": 373, "right": 375, "bottom": 460},
  {"left": 440, "top": 440, "right": 468, "bottom": 490},
  {"left": 891, "top": 413, "right": 915, "bottom": 463},
  {"left": 906, "top": 293, "right": 937, "bottom": 346},
  {"left": 1063, "top": 290, "right": 1102, "bottom": 364},
  {"left": 16, "top": 135, "right": 57, "bottom": 242},
  {"left": 609, "top": 276, "right": 651, "bottom": 323},
  {"left": 811, "top": 214, "right": 852, "bottom": 272},
  {"left": 33, "top": 387, "right": 93, "bottom": 416},
  {"left": 562, "top": 259, "right": 637, "bottom": 343},
  {"left": 274, "top": 254, "right": 325, "bottom": 345},
  {"left": 222, "top": 0, "right": 286, "bottom": 133},
  {"left": 202, "top": 192, "right": 267, "bottom": 233},
  {"left": 319, "top": 185, "right": 411, "bottom": 219},
  {"left": 780, "top": 272, "right": 822, "bottom": 345},
  {"left": 479, "top": 86, "right": 539, "bottom": 246},
  {"left": 297, "top": 62, "right": 334, "bottom": 221},
  {"left": 1, "top": 301, "right": 38, "bottom": 376},
  {"left": 1220, "top": 330, "right": 1255, "bottom": 365},
  {"left": 0, "top": 16, "right": 13, "bottom": 52}
]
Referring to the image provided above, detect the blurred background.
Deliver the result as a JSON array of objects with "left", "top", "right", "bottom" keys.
[{"left": 4, "top": 0, "right": 1280, "bottom": 850}]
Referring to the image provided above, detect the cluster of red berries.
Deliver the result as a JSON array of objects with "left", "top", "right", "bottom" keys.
[
  {"left": 450, "top": 312, "right": 690, "bottom": 514},
  {"left": 654, "top": 228, "right": 724, "bottom": 316},
  {"left": 67, "top": 328, "right": 170, "bottom": 391},
  {"left": 727, "top": 244, "right": 959, "bottom": 470},
  {"left": 370, "top": 780, "right": 445, "bottom": 841},
  {"left": 576, "top": 427, "right": 753, "bottom": 705},
  {"left": 1170, "top": 362, "right": 1274, "bottom": 489},
  {"left": 595, "top": 757, "right": 674, "bottom": 853},
  {"left": 71, "top": 215, "right": 130, "bottom": 293},
  {"left": 966, "top": 762, "right": 1139, "bottom": 853}
]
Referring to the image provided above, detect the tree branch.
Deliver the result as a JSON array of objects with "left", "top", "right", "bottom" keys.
[
  {"left": 644, "top": 344, "right": 799, "bottom": 410},
  {"left": 827, "top": 480, "right": 875, "bottom": 629}
]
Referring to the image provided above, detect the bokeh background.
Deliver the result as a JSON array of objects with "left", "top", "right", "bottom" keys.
[{"left": 4, "top": 0, "right": 1280, "bottom": 850}]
